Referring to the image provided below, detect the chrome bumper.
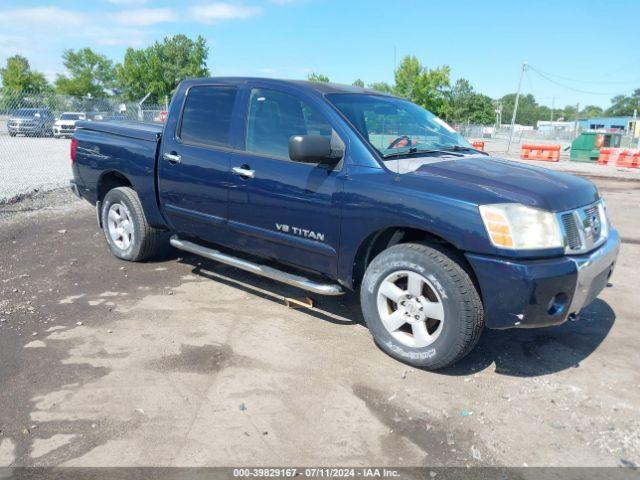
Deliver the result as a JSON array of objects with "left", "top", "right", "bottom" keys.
[
  {"left": 54, "top": 128, "right": 76, "bottom": 135},
  {"left": 568, "top": 228, "right": 620, "bottom": 314},
  {"left": 8, "top": 125, "right": 39, "bottom": 132}
]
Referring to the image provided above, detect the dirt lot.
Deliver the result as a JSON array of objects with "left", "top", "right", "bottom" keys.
[{"left": 0, "top": 170, "right": 639, "bottom": 469}]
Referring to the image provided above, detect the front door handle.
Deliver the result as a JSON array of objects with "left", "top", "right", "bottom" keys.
[
  {"left": 163, "top": 152, "right": 181, "bottom": 164},
  {"left": 232, "top": 166, "right": 255, "bottom": 178}
]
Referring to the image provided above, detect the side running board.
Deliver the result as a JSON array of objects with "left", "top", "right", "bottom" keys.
[{"left": 169, "top": 235, "right": 344, "bottom": 296}]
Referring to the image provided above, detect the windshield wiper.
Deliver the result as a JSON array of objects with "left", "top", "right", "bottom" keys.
[
  {"left": 382, "top": 147, "right": 464, "bottom": 159},
  {"left": 439, "top": 145, "right": 489, "bottom": 155}
]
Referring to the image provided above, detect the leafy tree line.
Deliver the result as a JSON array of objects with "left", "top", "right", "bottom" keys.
[
  {"left": 308, "top": 57, "right": 495, "bottom": 125},
  {"left": 0, "top": 35, "right": 209, "bottom": 103},
  {"left": 2, "top": 41, "right": 638, "bottom": 124},
  {"left": 309, "top": 56, "right": 640, "bottom": 125}
]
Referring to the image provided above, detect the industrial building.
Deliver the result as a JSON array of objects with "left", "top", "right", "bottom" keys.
[{"left": 579, "top": 116, "right": 639, "bottom": 137}]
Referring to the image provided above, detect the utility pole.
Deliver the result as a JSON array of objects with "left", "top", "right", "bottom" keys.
[
  {"left": 507, "top": 61, "right": 527, "bottom": 153},
  {"left": 573, "top": 102, "right": 580, "bottom": 138},
  {"left": 550, "top": 97, "right": 554, "bottom": 123},
  {"left": 631, "top": 108, "right": 637, "bottom": 147}
]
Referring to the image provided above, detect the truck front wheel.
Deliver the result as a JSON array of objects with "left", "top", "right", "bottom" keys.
[
  {"left": 360, "top": 243, "right": 484, "bottom": 370},
  {"left": 101, "top": 187, "right": 165, "bottom": 262}
]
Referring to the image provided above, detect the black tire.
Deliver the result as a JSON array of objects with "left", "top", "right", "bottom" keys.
[
  {"left": 101, "top": 186, "right": 166, "bottom": 261},
  {"left": 360, "top": 242, "right": 484, "bottom": 370}
]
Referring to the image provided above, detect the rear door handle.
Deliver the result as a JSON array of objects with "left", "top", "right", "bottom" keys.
[
  {"left": 232, "top": 166, "right": 255, "bottom": 178},
  {"left": 163, "top": 152, "right": 181, "bottom": 164}
]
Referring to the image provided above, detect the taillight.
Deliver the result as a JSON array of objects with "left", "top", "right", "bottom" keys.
[{"left": 70, "top": 138, "right": 78, "bottom": 163}]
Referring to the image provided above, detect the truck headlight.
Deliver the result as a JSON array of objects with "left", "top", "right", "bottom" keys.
[{"left": 479, "top": 203, "right": 563, "bottom": 250}]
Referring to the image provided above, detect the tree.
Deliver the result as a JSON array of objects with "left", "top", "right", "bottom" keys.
[
  {"left": 560, "top": 104, "right": 577, "bottom": 122},
  {"left": 352, "top": 78, "right": 365, "bottom": 88},
  {"left": 581, "top": 105, "right": 604, "bottom": 118},
  {"left": 116, "top": 35, "right": 209, "bottom": 102},
  {"left": 0, "top": 55, "right": 49, "bottom": 92},
  {"left": 307, "top": 72, "right": 329, "bottom": 83},
  {"left": 368, "top": 81, "right": 393, "bottom": 94},
  {"left": 500, "top": 93, "right": 552, "bottom": 126},
  {"left": 393, "top": 55, "right": 421, "bottom": 99},
  {"left": 393, "top": 55, "right": 451, "bottom": 117},
  {"left": 606, "top": 89, "right": 640, "bottom": 117},
  {"left": 55, "top": 48, "right": 116, "bottom": 97},
  {"left": 449, "top": 79, "right": 494, "bottom": 124}
]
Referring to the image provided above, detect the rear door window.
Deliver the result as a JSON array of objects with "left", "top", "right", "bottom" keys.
[{"left": 179, "top": 86, "right": 237, "bottom": 148}]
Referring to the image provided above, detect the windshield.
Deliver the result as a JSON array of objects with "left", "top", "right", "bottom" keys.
[
  {"left": 60, "top": 113, "right": 83, "bottom": 120},
  {"left": 14, "top": 109, "right": 38, "bottom": 118},
  {"left": 326, "top": 94, "right": 470, "bottom": 157}
]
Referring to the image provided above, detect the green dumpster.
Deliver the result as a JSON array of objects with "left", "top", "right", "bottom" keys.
[{"left": 570, "top": 131, "right": 622, "bottom": 162}]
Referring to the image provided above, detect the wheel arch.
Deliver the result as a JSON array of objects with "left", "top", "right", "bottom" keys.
[
  {"left": 96, "top": 170, "right": 134, "bottom": 228},
  {"left": 97, "top": 170, "right": 133, "bottom": 203},
  {"left": 351, "top": 226, "right": 478, "bottom": 291}
]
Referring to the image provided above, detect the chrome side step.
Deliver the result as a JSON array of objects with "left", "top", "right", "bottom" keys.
[{"left": 169, "top": 235, "right": 344, "bottom": 296}]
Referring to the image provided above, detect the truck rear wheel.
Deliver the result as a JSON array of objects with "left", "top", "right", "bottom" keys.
[
  {"left": 360, "top": 243, "right": 484, "bottom": 370},
  {"left": 101, "top": 187, "right": 165, "bottom": 262}
]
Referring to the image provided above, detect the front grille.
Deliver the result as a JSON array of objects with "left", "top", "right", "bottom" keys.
[
  {"left": 562, "top": 213, "right": 581, "bottom": 249},
  {"left": 584, "top": 205, "right": 600, "bottom": 227},
  {"left": 559, "top": 201, "right": 607, "bottom": 254}
]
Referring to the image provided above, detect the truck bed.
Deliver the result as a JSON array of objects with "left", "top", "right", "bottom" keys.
[
  {"left": 73, "top": 120, "right": 166, "bottom": 228},
  {"left": 75, "top": 120, "right": 163, "bottom": 142}
]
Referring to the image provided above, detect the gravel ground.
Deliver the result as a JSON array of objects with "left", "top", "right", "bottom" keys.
[
  {"left": 0, "top": 163, "right": 639, "bottom": 469},
  {"left": 0, "top": 134, "right": 72, "bottom": 203}
]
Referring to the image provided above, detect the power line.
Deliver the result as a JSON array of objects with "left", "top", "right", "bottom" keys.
[
  {"left": 527, "top": 65, "right": 637, "bottom": 96},
  {"left": 594, "top": 59, "right": 640, "bottom": 80},
  {"left": 527, "top": 65, "right": 639, "bottom": 85}
]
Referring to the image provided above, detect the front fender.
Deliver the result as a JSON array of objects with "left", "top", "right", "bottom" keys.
[{"left": 337, "top": 166, "right": 492, "bottom": 288}]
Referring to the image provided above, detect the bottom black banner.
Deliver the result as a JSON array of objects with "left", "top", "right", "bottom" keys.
[{"left": 1, "top": 467, "right": 639, "bottom": 480}]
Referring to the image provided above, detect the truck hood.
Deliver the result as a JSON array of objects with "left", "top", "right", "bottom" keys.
[{"left": 394, "top": 155, "right": 599, "bottom": 212}]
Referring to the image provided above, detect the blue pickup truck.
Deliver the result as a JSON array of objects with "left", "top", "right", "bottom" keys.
[{"left": 70, "top": 78, "right": 620, "bottom": 369}]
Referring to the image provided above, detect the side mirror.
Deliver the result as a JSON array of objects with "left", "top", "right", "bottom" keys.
[{"left": 289, "top": 135, "right": 342, "bottom": 164}]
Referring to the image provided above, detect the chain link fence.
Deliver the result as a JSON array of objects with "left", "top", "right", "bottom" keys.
[
  {"left": 458, "top": 124, "right": 573, "bottom": 155},
  {"left": 458, "top": 124, "right": 637, "bottom": 158},
  {"left": 0, "top": 90, "right": 165, "bottom": 203},
  {"left": 2, "top": 90, "right": 637, "bottom": 203}
]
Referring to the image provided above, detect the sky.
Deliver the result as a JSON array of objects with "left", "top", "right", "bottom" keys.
[{"left": 1, "top": 0, "right": 639, "bottom": 109}]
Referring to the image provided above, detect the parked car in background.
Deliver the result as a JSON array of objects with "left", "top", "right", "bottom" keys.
[
  {"left": 103, "top": 113, "right": 128, "bottom": 122},
  {"left": 153, "top": 111, "right": 168, "bottom": 123},
  {"left": 53, "top": 112, "right": 87, "bottom": 138},
  {"left": 7, "top": 108, "right": 55, "bottom": 137},
  {"left": 86, "top": 112, "right": 128, "bottom": 122},
  {"left": 86, "top": 112, "right": 105, "bottom": 122}
]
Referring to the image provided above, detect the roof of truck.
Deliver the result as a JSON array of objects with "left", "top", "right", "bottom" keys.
[{"left": 182, "top": 77, "right": 392, "bottom": 96}]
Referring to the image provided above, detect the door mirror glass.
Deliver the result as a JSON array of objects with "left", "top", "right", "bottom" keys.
[{"left": 289, "top": 135, "right": 340, "bottom": 164}]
